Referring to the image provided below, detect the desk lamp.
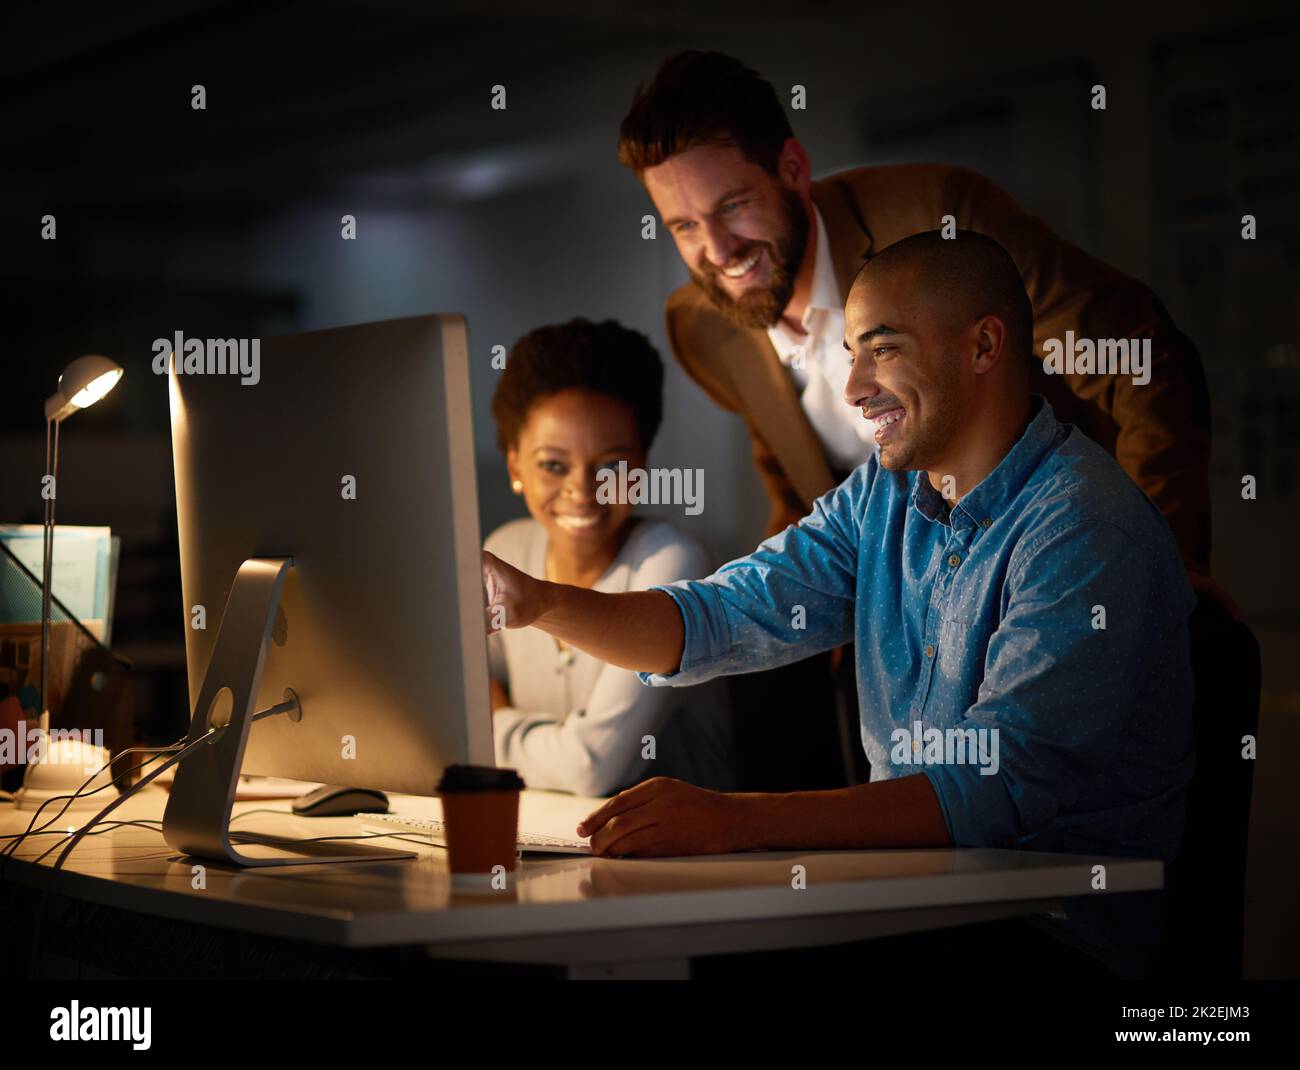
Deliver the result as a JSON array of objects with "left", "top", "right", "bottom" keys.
[{"left": 19, "top": 355, "right": 124, "bottom": 807}]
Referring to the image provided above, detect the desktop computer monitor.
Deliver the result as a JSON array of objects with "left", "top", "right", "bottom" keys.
[{"left": 162, "top": 314, "right": 493, "bottom": 865}]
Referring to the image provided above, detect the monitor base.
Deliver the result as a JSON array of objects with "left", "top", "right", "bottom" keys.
[{"left": 162, "top": 557, "right": 416, "bottom": 868}]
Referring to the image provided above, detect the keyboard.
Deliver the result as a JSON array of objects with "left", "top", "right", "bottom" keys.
[{"left": 360, "top": 812, "right": 591, "bottom": 855}]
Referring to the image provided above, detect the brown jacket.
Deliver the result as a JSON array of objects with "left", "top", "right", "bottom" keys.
[{"left": 664, "top": 163, "right": 1212, "bottom": 574}]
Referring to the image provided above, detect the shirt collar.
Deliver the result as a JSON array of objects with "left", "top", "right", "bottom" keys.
[
  {"left": 767, "top": 205, "right": 842, "bottom": 363},
  {"left": 912, "top": 394, "right": 1061, "bottom": 530},
  {"left": 804, "top": 205, "right": 841, "bottom": 323}
]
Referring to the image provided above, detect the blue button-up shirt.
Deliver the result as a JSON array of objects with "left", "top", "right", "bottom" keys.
[{"left": 643, "top": 395, "right": 1196, "bottom": 975}]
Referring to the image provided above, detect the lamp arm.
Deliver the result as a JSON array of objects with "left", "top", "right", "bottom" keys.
[{"left": 39, "top": 417, "right": 60, "bottom": 726}]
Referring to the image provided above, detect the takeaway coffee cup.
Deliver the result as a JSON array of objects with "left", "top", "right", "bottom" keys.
[{"left": 437, "top": 765, "right": 525, "bottom": 888}]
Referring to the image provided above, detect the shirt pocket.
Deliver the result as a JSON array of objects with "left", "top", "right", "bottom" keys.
[{"left": 935, "top": 613, "right": 975, "bottom": 682}]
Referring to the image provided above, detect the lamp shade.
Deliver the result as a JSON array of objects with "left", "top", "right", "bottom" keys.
[{"left": 45, "top": 354, "right": 123, "bottom": 422}]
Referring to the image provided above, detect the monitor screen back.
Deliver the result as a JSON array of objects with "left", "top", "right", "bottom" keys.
[{"left": 168, "top": 314, "right": 493, "bottom": 794}]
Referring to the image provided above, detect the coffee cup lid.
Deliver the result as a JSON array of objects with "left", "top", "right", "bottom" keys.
[{"left": 437, "top": 764, "right": 526, "bottom": 793}]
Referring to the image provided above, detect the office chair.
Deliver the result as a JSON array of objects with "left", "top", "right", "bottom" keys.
[{"left": 1153, "top": 591, "right": 1261, "bottom": 979}]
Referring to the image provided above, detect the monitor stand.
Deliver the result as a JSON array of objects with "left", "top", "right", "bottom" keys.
[{"left": 162, "top": 557, "right": 417, "bottom": 867}]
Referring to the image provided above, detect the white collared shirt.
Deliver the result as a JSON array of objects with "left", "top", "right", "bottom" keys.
[
  {"left": 486, "top": 517, "right": 735, "bottom": 797},
  {"left": 766, "top": 206, "right": 877, "bottom": 472}
]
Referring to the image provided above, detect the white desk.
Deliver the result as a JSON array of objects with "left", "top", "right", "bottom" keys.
[{"left": 1, "top": 787, "right": 1163, "bottom": 979}]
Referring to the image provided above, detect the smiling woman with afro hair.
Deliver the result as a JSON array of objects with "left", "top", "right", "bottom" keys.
[{"left": 483, "top": 316, "right": 735, "bottom": 798}]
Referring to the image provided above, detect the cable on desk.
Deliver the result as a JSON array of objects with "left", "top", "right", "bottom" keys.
[
  {"left": 224, "top": 808, "right": 447, "bottom": 850},
  {"left": 228, "top": 807, "right": 306, "bottom": 823},
  {"left": 37, "top": 729, "right": 224, "bottom": 870},
  {"left": 227, "top": 830, "right": 436, "bottom": 847},
  {"left": 1, "top": 742, "right": 182, "bottom": 873},
  {"left": 1, "top": 818, "right": 164, "bottom": 841},
  {"left": 2, "top": 745, "right": 169, "bottom": 854}
]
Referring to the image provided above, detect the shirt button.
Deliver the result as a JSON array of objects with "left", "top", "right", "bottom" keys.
[
  {"left": 981, "top": 517, "right": 992, "bottom": 528},
  {"left": 912, "top": 740, "right": 921, "bottom": 752},
  {"left": 948, "top": 553, "right": 961, "bottom": 567},
  {"left": 925, "top": 644, "right": 935, "bottom": 658}
]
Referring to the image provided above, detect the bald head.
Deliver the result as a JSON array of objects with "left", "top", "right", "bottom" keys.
[
  {"left": 840, "top": 228, "right": 1036, "bottom": 477},
  {"left": 850, "top": 230, "right": 1033, "bottom": 370}
]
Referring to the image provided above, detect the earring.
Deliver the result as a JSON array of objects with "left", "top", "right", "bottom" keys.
[{"left": 511, "top": 480, "right": 523, "bottom": 493}]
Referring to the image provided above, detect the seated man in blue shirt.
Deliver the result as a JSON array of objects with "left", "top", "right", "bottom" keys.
[{"left": 483, "top": 230, "right": 1196, "bottom": 978}]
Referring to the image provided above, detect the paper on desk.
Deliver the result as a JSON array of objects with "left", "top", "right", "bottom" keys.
[
  {"left": 150, "top": 765, "right": 323, "bottom": 800},
  {"left": 388, "top": 788, "right": 605, "bottom": 840},
  {"left": 231, "top": 777, "right": 324, "bottom": 800}
]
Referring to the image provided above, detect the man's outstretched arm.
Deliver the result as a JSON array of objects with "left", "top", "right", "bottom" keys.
[{"left": 483, "top": 550, "right": 684, "bottom": 675}]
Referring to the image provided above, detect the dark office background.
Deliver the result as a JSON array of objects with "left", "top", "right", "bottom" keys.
[{"left": 1, "top": 0, "right": 1296, "bottom": 976}]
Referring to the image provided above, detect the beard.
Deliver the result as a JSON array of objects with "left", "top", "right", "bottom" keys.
[{"left": 690, "top": 187, "right": 810, "bottom": 330}]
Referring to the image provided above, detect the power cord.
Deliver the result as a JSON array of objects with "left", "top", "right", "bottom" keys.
[
  {"left": 1, "top": 742, "right": 183, "bottom": 877},
  {"left": 41, "top": 728, "right": 226, "bottom": 871}
]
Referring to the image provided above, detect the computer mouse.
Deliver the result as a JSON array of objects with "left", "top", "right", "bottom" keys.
[{"left": 292, "top": 784, "right": 390, "bottom": 817}]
